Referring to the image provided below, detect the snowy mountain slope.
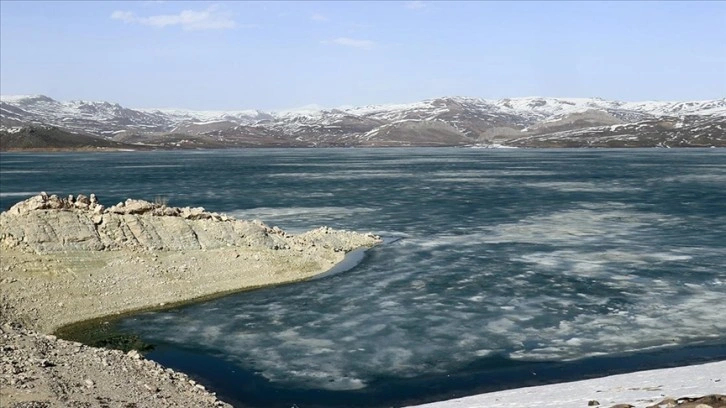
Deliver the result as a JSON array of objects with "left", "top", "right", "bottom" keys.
[
  {"left": 139, "top": 108, "right": 273, "bottom": 127},
  {"left": 0, "top": 125, "right": 145, "bottom": 151},
  {"left": 507, "top": 115, "right": 726, "bottom": 148},
  {"left": 0, "top": 95, "right": 170, "bottom": 136},
  {"left": 1, "top": 95, "right": 724, "bottom": 149}
]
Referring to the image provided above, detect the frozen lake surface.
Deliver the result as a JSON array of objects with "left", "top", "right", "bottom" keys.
[{"left": 2, "top": 148, "right": 725, "bottom": 407}]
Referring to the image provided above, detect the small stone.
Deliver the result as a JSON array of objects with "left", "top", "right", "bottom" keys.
[
  {"left": 647, "top": 398, "right": 677, "bottom": 408},
  {"left": 38, "top": 359, "right": 55, "bottom": 368},
  {"left": 588, "top": 401, "right": 600, "bottom": 406},
  {"left": 144, "top": 384, "right": 159, "bottom": 393},
  {"left": 127, "top": 350, "right": 142, "bottom": 359},
  {"left": 76, "top": 194, "right": 90, "bottom": 206},
  {"left": 85, "top": 378, "right": 95, "bottom": 388}
]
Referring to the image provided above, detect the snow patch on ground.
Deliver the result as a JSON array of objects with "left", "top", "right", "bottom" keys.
[{"left": 406, "top": 360, "right": 726, "bottom": 408}]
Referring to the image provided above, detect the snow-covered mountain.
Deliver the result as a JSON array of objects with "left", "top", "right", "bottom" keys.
[{"left": 1, "top": 95, "right": 724, "bottom": 149}]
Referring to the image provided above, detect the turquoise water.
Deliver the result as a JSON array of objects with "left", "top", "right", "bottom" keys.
[{"left": 2, "top": 148, "right": 725, "bottom": 407}]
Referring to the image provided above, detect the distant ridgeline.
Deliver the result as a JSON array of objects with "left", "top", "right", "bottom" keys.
[{"left": 1, "top": 95, "right": 724, "bottom": 149}]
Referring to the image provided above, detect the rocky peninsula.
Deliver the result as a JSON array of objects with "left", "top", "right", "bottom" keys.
[{"left": 0, "top": 193, "right": 380, "bottom": 407}]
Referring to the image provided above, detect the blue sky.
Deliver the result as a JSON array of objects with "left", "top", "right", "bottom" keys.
[{"left": 1, "top": 1, "right": 724, "bottom": 110}]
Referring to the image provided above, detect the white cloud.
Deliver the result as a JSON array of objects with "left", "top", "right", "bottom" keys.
[
  {"left": 404, "top": 1, "right": 427, "bottom": 10},
  {"left": 111, "top": 5, "right": 236, "bottom": 31},
  {"left": 110, "top": 11, "right": 136, "bottom": 24},
  {"left": 310, "top": 12, "right": 328, "bottom": 22},
  {"left": 324, "top": 37, "right": 375, "bottom": 50}
]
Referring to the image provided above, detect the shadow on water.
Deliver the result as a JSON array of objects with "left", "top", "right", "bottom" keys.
[{"left": 143, "top": 341, "right": 726, "bottom": 408}]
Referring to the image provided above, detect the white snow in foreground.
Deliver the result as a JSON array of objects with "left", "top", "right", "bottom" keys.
[{"left": 406, "top": 361, "right": 725, "bottom": 408}]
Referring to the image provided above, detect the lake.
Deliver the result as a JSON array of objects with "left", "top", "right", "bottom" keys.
[{"left": 2, "top": 148, "right": 725, "bottom": 407}]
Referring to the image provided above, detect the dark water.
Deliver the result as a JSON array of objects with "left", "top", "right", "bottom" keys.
[{"left": 2, "top": 148, "right": 725, "bottom": 407}]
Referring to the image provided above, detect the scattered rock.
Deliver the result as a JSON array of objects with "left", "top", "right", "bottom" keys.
[
  {"left": 648, "top": 397, "right": 679, "bottom": 408},
  {"left": 672, "top": 395, "right": 726, "bottom": 408},
  {"left": 0, "top": 323, "right": 231, "bottom": 407}
]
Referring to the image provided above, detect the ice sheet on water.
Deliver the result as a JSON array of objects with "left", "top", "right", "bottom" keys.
[
  {"left": 265, "top": 170, "right": 415, "bottom": 180},
  {"left": 662, "top": 173, "right": 726, "bottom": 183},
  {"left": 524, "top": 181, "right": 640, "bottom": 192},
  {"left": 227, "top": 206, "right": 380, "bottom": 233},
  {"left": 0, "top": 191, "right": 39, "bottom": 198},
  {"left": 120, "top": 203, "right": 725, "bottom": 390},
  {"left": 229, "top": 206, "right": 378, "bottom": 221},
  {"left": 113, "top": 164, "right": 184, "bottom": 169},
  {"left": 86, "top": 150, "right": 725, "bottom": 394}
]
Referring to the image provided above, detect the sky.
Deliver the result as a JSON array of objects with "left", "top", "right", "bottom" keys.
[{"left": 1, "top": 1, "right": 725, "bottom": 110}]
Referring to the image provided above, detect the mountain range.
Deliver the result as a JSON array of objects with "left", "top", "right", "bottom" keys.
[{"left": 1, "top": 95, "right": 724, "bottom": 150}]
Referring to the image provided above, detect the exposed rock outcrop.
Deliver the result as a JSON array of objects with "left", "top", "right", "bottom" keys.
[{"left": 0, "top": 193, "right": 380, "bottom": 253}]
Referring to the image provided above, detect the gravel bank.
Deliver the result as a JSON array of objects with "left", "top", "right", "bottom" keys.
[{"left": 1, "top": 323, "right": 231, "bottom": 407}]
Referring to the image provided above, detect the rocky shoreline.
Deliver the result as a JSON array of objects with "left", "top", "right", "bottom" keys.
[
  {"left": 0, "top": 193, "right": 380, "bottom": 407},
  {"left": 1, "top": 322, "right": 232, "bottom": 407}
]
